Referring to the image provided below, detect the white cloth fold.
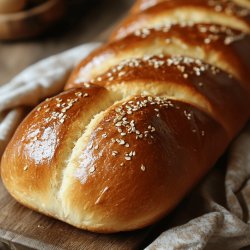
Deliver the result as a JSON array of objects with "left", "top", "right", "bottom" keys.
[
  {"left": 0, "top": 43, "right": 101, "bottom": 112},
  {"left": 0, "top": 43, "right": 250, "bottom": 250},
  {"left": 146, "top": 126, "right": 250, "bottom": 250},
  {"left": 0, "top": 42, "right": 101, "bottom": 156}
]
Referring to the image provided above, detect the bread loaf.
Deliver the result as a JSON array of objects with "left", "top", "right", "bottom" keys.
[
  {"left": 1, "top": 0, "right": 250, "bottom": 232},
  {"left": 0, "top": 0, "right": 26, "bottom": 14},
  {"left": 112, "top": 0, "right": 250, "bottom": 40}
]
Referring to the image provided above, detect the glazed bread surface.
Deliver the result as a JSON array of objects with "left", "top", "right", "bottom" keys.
[
  {"left": 111, "top": 0, "right": 250, "bottom": 40},
  {"left": 67, "top": 24, "right": 250, "bottom": 93},
  {"left": 131, "top": 0, "right": 250, "bottom": 13},
  {"left": 1, "top": 0, "right": 250, "bottom": 233}
]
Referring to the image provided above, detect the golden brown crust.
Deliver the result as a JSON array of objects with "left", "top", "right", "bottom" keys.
[
  {"left": 61, "top": 96, "right": 229, "bottom": 232},
  {"left": 111, "top": 0, "right": 250, "bottom": 40},
  {"left": 1, "top": 0, "right": 250, "bottom": 234},
  {"left": 67, "top": 24, "right": 250, "bottom": 94},
  {"left": 1, "top": 92, "right": 229, "bottom": 232},
  {"left": 80, "top": 56, "right": 250, "bottom": 136},
  {"left": 1, "top": 86, "right": 114, "bottom": 216},
  {"left": 132, "top": 0, "right": 250, "bottom": 13}
]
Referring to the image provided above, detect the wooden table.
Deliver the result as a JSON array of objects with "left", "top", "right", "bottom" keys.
[{"left": 0, "top": 0, "right": 160, "bottom": 249}]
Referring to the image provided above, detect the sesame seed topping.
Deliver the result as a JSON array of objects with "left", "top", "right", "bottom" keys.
[
  {"left": 207, "top": 0, "right": 250, "bottom": 17},
  {"left": 84, "top": 83, "right": 91, "bottom": 88},
  {"left": 75, "top": 92, "right": 82, "bottom": 97},
  {"left": 97, "top": 53, "right": 221, "bottom": 85},
  {"left": 125, "top": 156, "right": 131, "bottom": 161},
  {"left": 102, "top": 133, "right": 107, "bottom": 138},
  {"left": 89, "top": 166, "right": 96, "bottom": 173},
  {"left": 184, "top": 110, "right": 192, "bottom": 120},
  {"left": 112, "top": 151, "right": 118, "bottom": 156},
  {"left": 118, "top": 139, "right": 126, "bottom": 145},
  {"left": 141, "top": 164, "right": 146, "bottom": 171}
]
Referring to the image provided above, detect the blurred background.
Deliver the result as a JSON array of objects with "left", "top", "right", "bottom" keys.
[{"left": 0, "top": 0, "right": 134, "bottom": 85}]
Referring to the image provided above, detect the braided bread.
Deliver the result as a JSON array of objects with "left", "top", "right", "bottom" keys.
[{"left": 1, "top": 0, "right": 250, "bottom": 233}]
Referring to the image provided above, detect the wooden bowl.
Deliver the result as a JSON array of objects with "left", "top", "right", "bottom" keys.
[{"left": 0, "top": 0, "right": 65, "bottom": 40}]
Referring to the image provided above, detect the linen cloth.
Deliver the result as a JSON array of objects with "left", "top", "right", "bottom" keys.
[
  {"left": 0, "top": 44, "right": 250, "bottom": 250},
  {"left": 0, "top": 43, "right": 100, "bottom": 156}
]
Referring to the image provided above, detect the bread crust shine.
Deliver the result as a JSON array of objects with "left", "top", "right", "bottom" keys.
[
  {"left": 1, "top": 0, "right": 250, "bottom": 233},
  {"left": 1, "top": 90, "right": 229, "bottom": 232}
]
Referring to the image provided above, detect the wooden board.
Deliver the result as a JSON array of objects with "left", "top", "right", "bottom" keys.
[
  {"left": 0, "top": 0, "right": 159, "bottom": 249},
  {"left": 0, "top": 180, "right": 154, "bottom": 250}
]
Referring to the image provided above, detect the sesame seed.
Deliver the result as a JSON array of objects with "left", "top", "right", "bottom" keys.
[
  {"left": 119, "top": 139, "right": 125, "bottom": 145},
  {"left": 89, "top": 166, "right": 95, "bottom": 173},
  {"left": 75, "top": 92, "right": 83, "bottom": 97},
  {"left": 84, "top": 83, "right": 90, "bottom": 88},
  {"left": 141, "top": 164, "right": 146, "bottom": 171},
  {"left": 118, "top": 71, "right": 125, "bottom": 77},
  {"left": 56, "top": 98, "right": 62, "bottom": 102},
  {"left": 125, "top": 156, "right": 131, "bottom": 161},
  {"left": 112, "top": 151, "right": 118, "bottom": 156},
  {"left": 102, "top": 133, "right": 107, "bottom": 138}
]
